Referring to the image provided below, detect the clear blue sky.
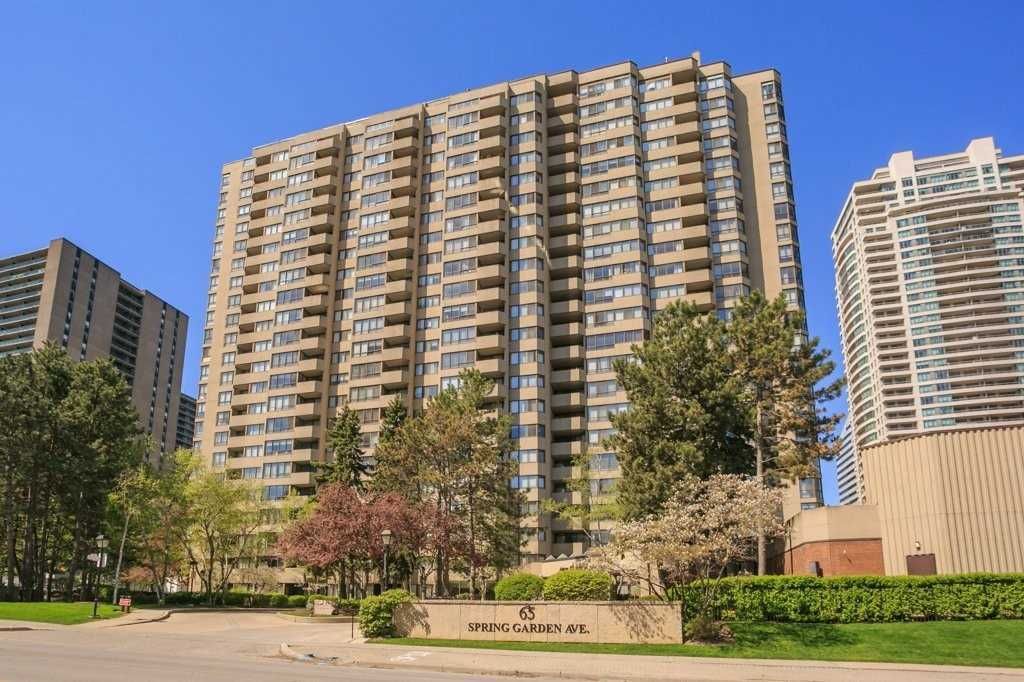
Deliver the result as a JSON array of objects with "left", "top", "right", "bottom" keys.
[{"left": 3, "top": 1, "right": 1022, "bottom": 502}]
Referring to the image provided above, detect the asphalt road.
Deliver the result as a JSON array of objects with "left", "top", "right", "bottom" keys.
[{"left": 0, "top": 612, "right": 555, "bottom": 681}]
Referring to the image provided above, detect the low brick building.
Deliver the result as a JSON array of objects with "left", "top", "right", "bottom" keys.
[
  {"left": 773, "top": 505, "right": 884, "bottom": 576},
  {"left": 776, "top": 427, "right": 1024, "bottom": 576}
]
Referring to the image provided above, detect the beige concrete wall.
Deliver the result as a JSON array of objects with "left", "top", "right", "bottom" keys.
[
  {"left": 861, "top": 427, "right": 1024, "bottom": 575},
  {"left": 395, "top": 600, "right": 682, "bottom": 644}
]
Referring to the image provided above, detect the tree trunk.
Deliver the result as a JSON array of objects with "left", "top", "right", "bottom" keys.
[
  {"left": 755, "top": 402, "right": 767, "bottom": 576},
  {"left": 20, "top": 474, "right": 38, "bottom": 601},
  {"left": 3, "top": 469, "right": 17, "bottom": 601},
  {"left": 65, "top": 510, "right": 83, "bottom": 601},
  {"left": 112, "top": 511, "right": 131, "bottom": 605},
  {"left": 35, "top": 503, "right": 50, "bottom": 601}
]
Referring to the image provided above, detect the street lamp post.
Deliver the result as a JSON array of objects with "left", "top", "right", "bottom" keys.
[
  {"left": 189, "top": 559, "right": 198, "bottom": 593},
  {"left": 380, "top": 529, "right": 393, "bottom": 593},
  {"left": 93, "top": 534, "right": 109, "bottom": 618}
]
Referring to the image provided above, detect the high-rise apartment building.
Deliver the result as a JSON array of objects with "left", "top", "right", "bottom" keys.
[
  {"left": 0, "top": 238, "right": 189, "bottom": 464},
  {"left": 832, "top": 137, "right": 1024, "bottom": 497},
  {"left": 176, "top": 393, "right": 197, "bottom": 450},
  {"left": 834, "top": 420, "right": 860, "bottom": 505},
  {"left": 197, "top": 52, "right": 812, "bottom": 566}
]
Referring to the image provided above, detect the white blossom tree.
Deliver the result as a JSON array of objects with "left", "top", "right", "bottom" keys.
[{"left": 588, "top": 474, "right": 784, "bottom": 632}]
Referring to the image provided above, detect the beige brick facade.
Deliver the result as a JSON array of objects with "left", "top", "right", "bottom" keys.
[{"left": 196, "top": 53, "right": 811, "bottom": 568}]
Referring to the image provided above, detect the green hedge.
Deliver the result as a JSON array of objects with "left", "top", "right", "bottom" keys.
[
  {"left": 358, "top": 589, "right": 413, "bottom": 637},
  {"left": 673, "top": 574, "right": 1024, "bottom": 623},
  {"left": 494, "top": 573, "right": 545, "bottom": 601},
  {"left": 542, "top": 570, "right": 614, "bottom": 601}
]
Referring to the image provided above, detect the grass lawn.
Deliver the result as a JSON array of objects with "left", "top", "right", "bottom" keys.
[
  {"left": 0, "top": 601, "right": 125, "bottom": 625},
  {"left": 375, "top": 620, "right": 1024, "bottom": 668}
]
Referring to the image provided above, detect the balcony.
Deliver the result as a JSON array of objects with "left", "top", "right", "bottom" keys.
[
  {"left": 386, "top": 237, "right": 415, "bottom": 259},
  {"left": 477, "top": 155, "right": 505, "bottom": 178},
  {"left": 551, "top": 368, "right": 584, "bottom": 390},
  {"left": 552, "top": 392, "right": 585, "bottom": 415},
  {"left": 551, "top": 345, "right": 584, "bottom": 369},
  {"left": 548, "top": 151, "right": 578, "bottom": 174},
  {"left": 551, "top": 439, "right": 584, "bottom": 459},
  {"left": 381, "top": 345, "right": 410, "bottom": 368},
  {"left": 476, "top": 310, "right": 506, "bottom": 333},
  {"left": 548, "top": 132, "right": 578, "bottom": 154},
  {"left": 387, "top": 195, "right": 417, "bottom": 218},
  {"left": 476, "top": 357, "right": 506, "bottom": 377},
  {"left": 474, "top": 219, "right": 504, "bottom": 243},
  {"left": 548, "top": 191, "right": 580, "bottom": 215},
  {"left": 475, "top": 264, "right": 506, "bottom": 288},
  {"left": 385, "top": 279, "right": 412, "bottom": 302},
  {"left": 386, "top": 258, "right": 415, "bottom": 278},
  {"left": 380, "top": 323, "right": 410, "bottom": 343},
  {"left": 383, "top": 301, "right": 412, "bottom": 323},
  {"left": 548, "top": 213, "right": 579, "bottom": 237},
  {"left": 550, "top": 277, "right": 583, "bottom": 301},
  {"left": 549, "top": 255, "right": 582, "bottom": 280},
  {"left": 683, "top": 246, "right": 711, "bottom": 270},
  {"left": 476, "top": 241, "right": 506, "bottom": 265},
  {"left": 551, "top": 322, "right": 583, "bottom": 345},
  {"left": 295, "top": 380, "right": 322, "bottom": 399},
  {"left": 552, "top": 416, "right": 586, "bottom": 437},
  {"left": 551, "top": 299, "right": 583, "bottom": 324},
  {"left": 474, "top": 333, "right": 505, "bottom": 356},
  {"left": 387, "top": 215, "right": 415, "bottom": 238},
  {"left": 549, "top": 233, "right": 581, "bottom": 258},
  {"left": 476, "top": 286, "right": 505, "bottom": 310},
  {"left": 547, "top": 92, "right": 577, "bottom": 115},
  {"left": 380, "top": 368, "right": 410, "bottom": 390}
]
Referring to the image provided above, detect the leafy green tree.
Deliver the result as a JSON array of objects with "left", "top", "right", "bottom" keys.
[
  {"left": 727, "top": 292, "right": 844, "bottom": 573},
  {"left": 544, "top": 444, "right": 620, "bottom": 547},
  {"left": 178, "top": 453, "right": 262, "bottom": 605},
  {"left": 609, "top": 301, "right": 751, "bottom": 520},
  {"left": 60, "top": 355, "right": 145, "bottom": 598},
  {"left": 378, "top": 395, "right": 407, "bottom": 447},
  {"left": 126, "top": 450, "right": 192, "bottom": 603},
  {"left": 318, "top": 405, "right": 369, "bottom": 490},
  {"left": 0, "top": 344, "right": 142, "bottom": 601},
  {"left": 373, "top": 369, "right": 520, "bottom": 597},
  {"left": 109, "top": 456, "right": 160, "bottom": 605}
]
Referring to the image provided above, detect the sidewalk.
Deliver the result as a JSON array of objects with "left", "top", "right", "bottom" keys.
[{"left": 289, "top": 640, "right": 1024, "bottom": 682}]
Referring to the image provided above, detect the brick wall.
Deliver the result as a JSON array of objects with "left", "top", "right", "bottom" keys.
[{"left": 779, "top": 539, "right": 885, "bottom": 576}]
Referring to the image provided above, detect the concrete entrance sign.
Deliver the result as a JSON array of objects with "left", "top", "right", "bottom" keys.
[{"left": 394, "top": 600, "right": 683, "bottom": 644}]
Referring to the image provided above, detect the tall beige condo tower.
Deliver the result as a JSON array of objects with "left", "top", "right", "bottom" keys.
[
  {"left": 832, "top": 138, "right": 1024, "bottom": 502},
  {"left": 197, "top": 52, "right": 812, "bottom": 571},
  {"left": 0, "top": 238, "right": 189, "bottom": 465}
]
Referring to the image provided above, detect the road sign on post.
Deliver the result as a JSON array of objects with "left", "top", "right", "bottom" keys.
[{"left": 118, "top": 596, "right": 133, "bottom": 613}]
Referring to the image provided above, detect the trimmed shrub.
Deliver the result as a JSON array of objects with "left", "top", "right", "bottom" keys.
[
  {"left": 672, "top": 573, "right": 1024, "bottom": 623},
  {"left": 287, "top": 595, "right": 308, "bottom": 608},
  {"left": 494, "top": 573, "right": 544, "bottom": 601},
  {"left": 542, "top": 570, "right": 614, "bottom": 601},
  {"left": 358, "top": 589, "right": 413, "bottom": 638},
  {"left": 222, "top": 591, "right": 247, "bottom": 606},
  {"left": 163, "top": 591, "right": 197, "bottom": 605},
  {"left": 336, "top": 597, "right": 362, "bottom": 615},
  {"left": 269, "top": 593, "right": 290, "bottom": 608},
  {"left": 129, "top": 592, "right": 159, "bottom": 605}
]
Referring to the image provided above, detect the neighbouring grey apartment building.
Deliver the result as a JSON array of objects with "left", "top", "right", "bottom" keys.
[{"left": 0, "top": 237, "right": 189, "bottom": 467}]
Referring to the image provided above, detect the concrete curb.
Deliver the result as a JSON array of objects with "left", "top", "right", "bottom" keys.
[
  {"left": 274, "top": 612, "right": 357, "bottom": 624},
  {"left": 288, "top": 641, "right": 1024, "bottom": 682},
  {"left": 105, "top": 607, "right": 285, "bottom": 628}
]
